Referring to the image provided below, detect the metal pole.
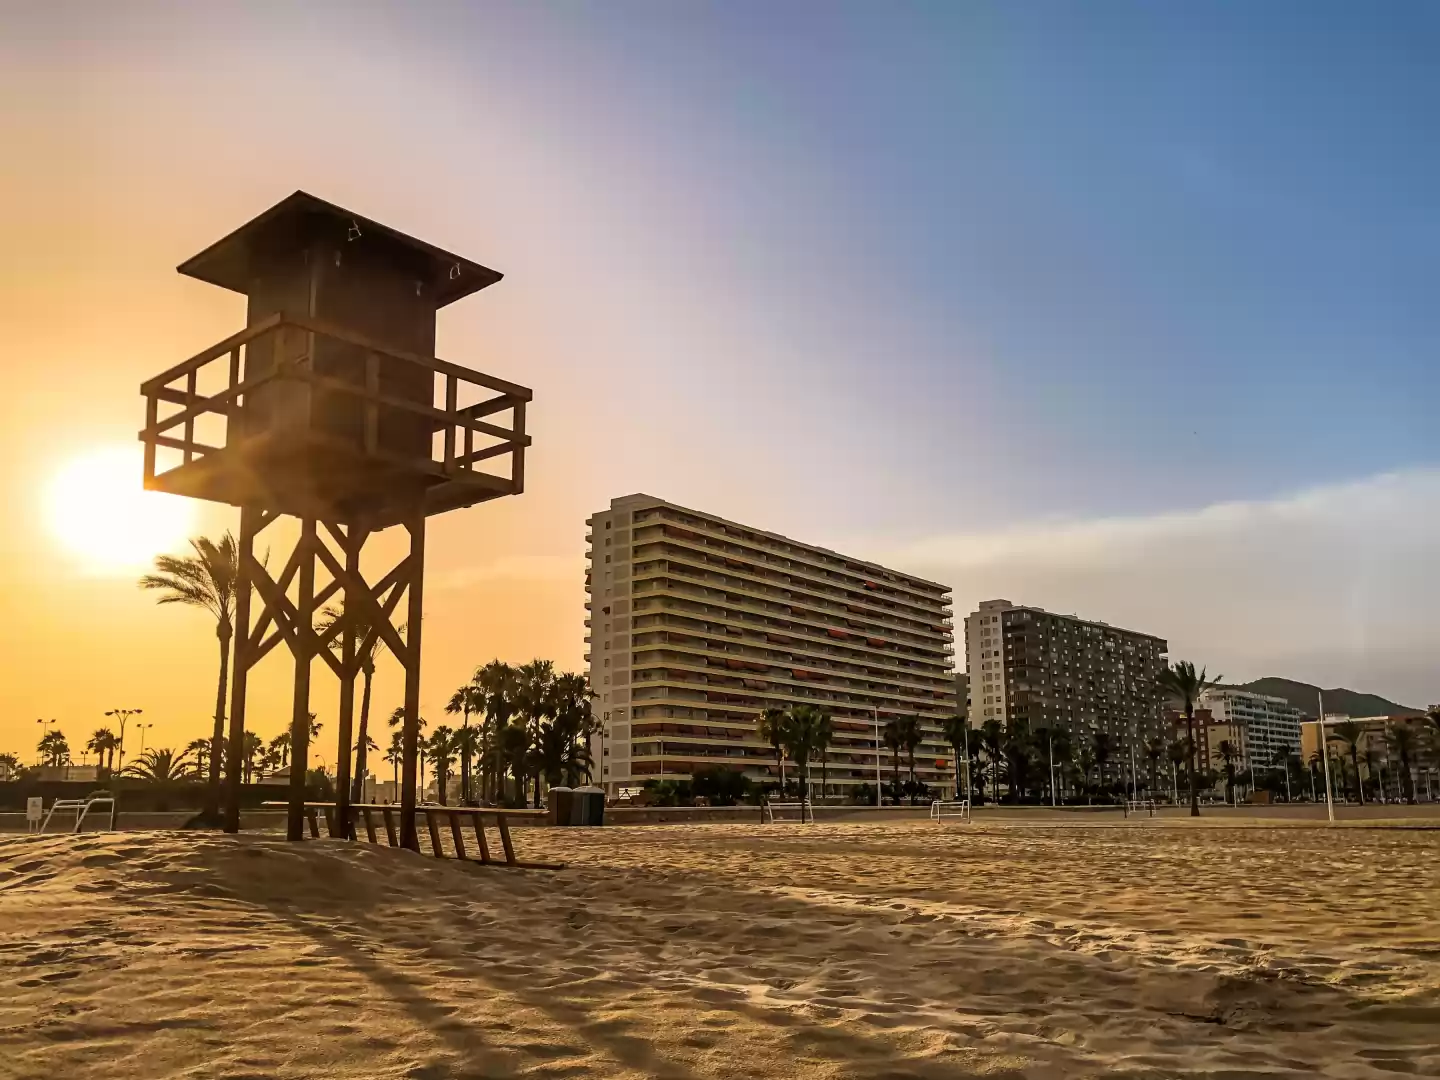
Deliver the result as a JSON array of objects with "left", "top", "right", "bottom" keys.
[
  {"left": 1317, "top": 691, "right": 1335, "bottom": 822},
  {"left": 286, "top": 519, "right": 316, "bottom": 842},
  {"left": 961, "top": 718, "right": 971, "bottom": 805},
  {"left": 1049, "top": 734, "right": 1056, "bottom": 807}
]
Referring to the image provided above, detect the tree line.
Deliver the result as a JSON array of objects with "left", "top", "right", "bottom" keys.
[{"left": 0, "top": 534, "right": 597, "bottom": 813}]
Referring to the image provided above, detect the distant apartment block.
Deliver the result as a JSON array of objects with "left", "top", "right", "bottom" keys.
[
  {"left": 586, "top": 494, "right": 959, "bottom": 796},
  {"left": 1198, "top": 687, "right": 1303, "bottom": 767},
  {"left": 965, "top": 599, "right": 1168, "bottom": 784},
  {"left": 1167, "top": 707, "right": 1248, "bottom": 775}
]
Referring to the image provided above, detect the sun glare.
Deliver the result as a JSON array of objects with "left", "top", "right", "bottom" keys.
[{"left": 46, "top": 447, "right": 197, "bottom": 574}]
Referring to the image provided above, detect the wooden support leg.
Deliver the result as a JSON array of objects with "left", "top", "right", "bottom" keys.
[
  {"left": 331, "top": 523, "right": 361, "bottom": 838},
  {"left": 399, "top": 512, "right": 426, "bottom": 852},
  {"left": 471, "top": 813, "right": 491, "bottom": 864},
  {"left": 287, "top": 520, "right": 317, "bottom": 842},
  {"left": 322, "top": 805, "right": 335, "bottom": 835},
  {"left": 448, "top": 811, "right": 466, "bottom": 859},
  {"left": 223, "top": 507, "right": 259, "bottom": 834},
  {"left": 306, "top": 807, "right": 320, "bottom": 838},
  {"left": 382, "top": 807, "right": 398, "bottom": 847},
  {"left": 362, "top": 807, "right": 378, "bottom": 844},
  {"left": 425, "top": 809, "right": 444, "bottom": 858},
  {"left": 497, "top": 814, "right": 517, "bottom": 865}
]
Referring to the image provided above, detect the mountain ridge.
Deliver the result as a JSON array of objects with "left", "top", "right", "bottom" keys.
[{"left": 1233, "top": 677, "right": 1422, "bottom": 719}]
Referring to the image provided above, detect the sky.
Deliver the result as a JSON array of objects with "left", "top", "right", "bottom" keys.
[{"left": 2, "top": 1, "right": 1438, "bottom": 760}]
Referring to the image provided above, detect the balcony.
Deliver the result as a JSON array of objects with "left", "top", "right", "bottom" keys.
[{"left": 140, "top": 313, "right": 531, "bottom": 527}]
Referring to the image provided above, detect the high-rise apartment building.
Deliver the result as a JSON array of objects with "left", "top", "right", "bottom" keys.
[
  {"left": 586, "top": 494, "right": 958, "bottom": 797},
  {"left": 965, "top": 599, "right": 1168, "bottom": 784},
  {"left": 1197, "top": 688, "right": 1304, "bottom": 768}
]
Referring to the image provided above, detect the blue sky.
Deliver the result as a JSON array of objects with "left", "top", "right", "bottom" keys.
[{"left": 3, "top": 1, "right": 1439, "bottom": 733}]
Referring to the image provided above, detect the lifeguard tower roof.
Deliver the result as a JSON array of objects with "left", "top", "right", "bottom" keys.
[{"left": 176, "top": 190, "right": 504, "bottom": 308}]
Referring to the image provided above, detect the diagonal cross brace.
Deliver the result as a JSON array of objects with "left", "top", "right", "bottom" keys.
[{"left": 246, "top": 546, "right": 344, "bottom": 679}]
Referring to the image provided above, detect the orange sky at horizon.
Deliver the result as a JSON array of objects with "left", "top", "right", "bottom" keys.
[
  {"left": 0, "top": 13, "right": 632, "bottom": 761},
  {"left": 0, "top": 5, "right": 886, "bottom": 763}
]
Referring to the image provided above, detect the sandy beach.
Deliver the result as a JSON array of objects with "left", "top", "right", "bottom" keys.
[{"left": 2, "top": 820, "right": 1437, "bottom": 1079}]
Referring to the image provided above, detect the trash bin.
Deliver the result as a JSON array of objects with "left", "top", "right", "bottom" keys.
[
  {"left": 548, "top": 786, "right": 574, "bottom": 826},
  {"left": 574, "top": 785, "right": 605, "bottom": 826}
]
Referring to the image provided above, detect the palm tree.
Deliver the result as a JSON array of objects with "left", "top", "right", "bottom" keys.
[
  {"left": 1333, "top": 720, "right": 1366, "bottom": 805},
  {"left": 185, "top": 737, "right": 214, "bottom": 779},
  {"left": 124, "top": 747, "right": 193, "bottom": 782},
  {"left": 894, "top": 715, "right": 923, "bottom": 804},
  {"left": 1157, "top": 661, "right": 1222, "bottom": 817},
  {"left": 269, "top": 731, "right": 292, "bottom": 769},
  {"left": 1047, "top": 727, "right": 1073, "bottom": 802},
  {"left": 546, "top": 672, "right": 598, "bottom": 788},
  {"left": 474, "top": 660, "right": 519, "bottom": 802},
  {"left": 882, "top": 719, "right": 904, "bottom": 804},
  {"left": 1092, "top": 731, "right": 1112, "bottom": 796},
  {"left": 452, "top": 722, "right": 480, "bottom": 800},
  {"left": 514, "top": 659, "right": 557, "bottom": 807},
  {"left": 425, "top": 727, "right": 456, "bottom": 805},
  {"left": 780, "top": 705, "right": 829, "bottom": 805},
  {"left": 139, "top": 532, "right": 240, "bottom": 821},
  {"left": 1167, "top": 739, "right": 1189, "bottom": 803},
  {"left": 87, "top": 728, "right": 117, "bottom": 773},
  {"left": 446, "top": 678, "right": 486, "bottom": 804},
  {"left": 814, "top": 710, "right": 834, "bottom": 801},
  {"left": 386, "top": 705, "right": 428, "bottom": 795},
  {"left": 757, "top": 707, "right": 788, "bottom": 795},
  {"left": 979, "top": 718, "right": 1005, "bottom": 804},
  {"left": 499, "top": 722, "right": 530, "bottom": 805},
  {"left": 241, "top": 732, "right": 264, "bottom": 782},
  {"left": 385, "top": 731, "right": 403, "bottom": 792},
  {"left": 1076, "top": 744, "right": 1096, "bottom": 803},
  {"left": 38, "top": 730, "right": 70, "bottom": 767},
  {"left": 1387, "top": 722, "right": 1418, "bottom": 804},
  {"left": 942, "top": 713, "right": 971, "bottom": 801},
  {"left": 1144, "top": 736, "right": 1165, "bottom": 797},
  {"left": 0, "top": 752, "right": 19, "bottom": 779},
  {"left": 1217, "top": 739, "right": 1239, "bottom": 805},
  {"left": 316, "top": 603, "right": 398, "bottom": 804}
]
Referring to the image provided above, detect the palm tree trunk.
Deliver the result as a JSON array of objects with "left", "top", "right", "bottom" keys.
[
  {"left": 352, "top": 668, "right": 373, "bottom": 803},
  {"left": 1350, "top": 747, "right": 1365, "bottom": 805},
  {"left": 460, "top": 711, "right": 471, "bottom": 804},
  {"left": 820, "top": 753, "right": 828, "bottom": 803},
  {"left": 1186, "top": 706, "right": 1200, "bottom": 817},
  {"left": 205, "top": 628, "right": 231, "bottom": 819}
]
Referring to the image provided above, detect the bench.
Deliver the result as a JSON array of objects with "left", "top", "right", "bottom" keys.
[{"left": 262, "top": 802, "right": 564, "bottom": 870}]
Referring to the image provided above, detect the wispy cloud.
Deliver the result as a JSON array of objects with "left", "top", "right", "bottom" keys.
[
  {"left": 429, "top": 554, "right": 585, "bottom": 593},
  {"left": 883, "top": 468, "right": 1440, "bottom": 708}
]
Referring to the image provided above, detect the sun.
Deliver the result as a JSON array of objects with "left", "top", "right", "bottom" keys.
[{"left": 46, "top": 446, "right": 198, "bottom": 574}]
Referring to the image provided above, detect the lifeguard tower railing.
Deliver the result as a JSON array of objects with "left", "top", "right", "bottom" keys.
[{"left": 140, "top": 312, "right": 529, "bottom": 527}]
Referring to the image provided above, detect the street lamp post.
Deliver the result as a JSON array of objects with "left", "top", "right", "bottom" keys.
[
  {"left": 105, "top": 708, "right": 143, "bottom": 775},
  {"left": 35, "top": 718, "right": 57, "bottom": 765},
  {"left": 136, "top": 722, "right": 153, "bottom": 759},
  {"left": 1317, "top": 691, "right": 1336, "bottom": 823},
  {"left": 873, "top": 707, "right": 882, "bottom": 807}
]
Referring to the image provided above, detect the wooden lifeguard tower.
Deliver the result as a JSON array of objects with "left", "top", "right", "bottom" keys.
[{"left": 139, "top": 191, "right": 531, "bottom": 848}]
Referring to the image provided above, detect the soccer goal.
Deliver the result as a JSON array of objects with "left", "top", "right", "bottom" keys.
[
  {"left": 40, "top": 794, "right": 117, "bottom": 834},
  {"left": 929, "top": 799, "right": 972, "bottom": 822},
  {"left": 761, "top": 798, "right": 814, "bottom": 824},
  {"left": 1123, "top": 799, "right": 1157, "bottom": 818}
]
